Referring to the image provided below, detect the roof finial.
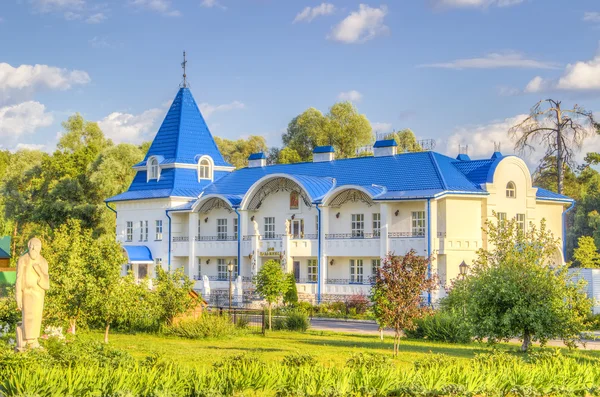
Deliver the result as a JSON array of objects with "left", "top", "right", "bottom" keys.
[{"left": 181, "top": 51, "right": 188, "bottom": 88}]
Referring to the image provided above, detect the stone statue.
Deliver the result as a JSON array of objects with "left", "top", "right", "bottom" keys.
[
  {"left": 252, "top": 220, "right": 259, "bottom": 235},
  {"left": 202, "top": 275, "right": 211, "bottom": 297},
  {"left": 235, "top": 275, "right": 243, "bottom": 297},
  {"left": 284, "top": 219, "right": 290, "bottom": 236},
  {"left": 15, "top": 238, "right": 49, "bottom": 350}
]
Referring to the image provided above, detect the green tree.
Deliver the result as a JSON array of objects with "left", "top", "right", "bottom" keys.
[
  {"left": 278, "top": 147, "right": 302, "bottom": 164},
  {"left": 510, "top": 99, "right": 597, "bottom": 194},
  {"left": 154, "top": 267, "right": 196, "bottom": 325},
  {"left": 573, "top": 236, "right": 600, "bottom": 268},
  {"left": 283, "top": 272, "right": 298, "bottom": 305},
  {"left": 283, "top": 102, "right": 373, "bottom": 160},
  {"left": 215, "top": 136, "right": 268, "bottom": 169},
  {"left": 370, "top": 250, "right": 438, "bottom": 355},
  {"left": 254, "top": 260, "right": 288, "bottom": 330},
  {"left": 387, "top": 129, "right": 422, "bottom": 153},
  {"left": 459, "top": 217, "right": 591, "bottom": 351}
]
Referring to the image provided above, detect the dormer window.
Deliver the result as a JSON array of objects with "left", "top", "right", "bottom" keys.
[
  {"left": 148, "top": 157, "right": 160, "bottom": 181},
  {"left": 506, "top": 181, "right": 516, "bottom": 198},
  {"left": 198, "top": 156, "right": 213, "bottom": 181}
]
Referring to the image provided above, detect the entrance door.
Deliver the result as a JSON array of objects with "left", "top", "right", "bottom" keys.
[
  {"left": 293, "top": 261, "right": 300, "bottom": 281},
  {"left": 291, "top": 219, "right": 304, "bottom": 238}
]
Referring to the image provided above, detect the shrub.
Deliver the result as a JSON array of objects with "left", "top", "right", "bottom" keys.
[
  {"left": 346, "top": 293, "right": 369, "bottom": 314},
  {"left": 0, "top": 294, "right": 19, "bottom": 330},
  {"left": 282, "top": 353, "right": 317, "bottom": 367},
  {"left": 284, "top": 310, "right": 309, "bottom": 332},
  {"left": 236, "top": 315, "right": 250, "bottom": 329},
  {"left": 406, "top": 312, "right": 471, "bottom": 344},
  {"left": 166, "top": 314, "right": 236, "bottom": 339},
  {"left": 346, "top": 352, "right": 392, "bottom": 370}
]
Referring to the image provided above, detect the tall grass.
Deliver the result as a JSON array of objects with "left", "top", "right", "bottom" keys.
[{"left": 1, "top": 349, "right": 600, "bottom": 396}]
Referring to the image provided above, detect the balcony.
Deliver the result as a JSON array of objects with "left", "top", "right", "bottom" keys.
[
  {"left": 326, "top": 277, "right": 375, "bottom": 285},
  {"left": 388, "top": 231, "right": 427, "bottom": 256},
  {"left": 325, "top": 233, "right": 380, "bottom": 240},
  {"left": 324, "top": 233, "right": 380, "bottom": 257},
  {"left": 171, "top": 236, "right": 189, "bottom": 256},
  {"left": 295, "top": 277, "right": 318, "bottom": 284},
  {"left": 195, "top": 236, "right": 237, "bottom": 256},
  {"left": 290, "top": 233, "right": 318, "bottom": 240}
]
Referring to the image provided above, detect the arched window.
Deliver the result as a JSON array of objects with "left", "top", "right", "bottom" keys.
[
  {"left": 148, "top": 158, "right": 159, "bottom": 180},
  {"left": 506, "top": 181, "right": 516, "bottom": 198},
  {"left": 198, "top": 158, "right": 212, "bottom": 180}
]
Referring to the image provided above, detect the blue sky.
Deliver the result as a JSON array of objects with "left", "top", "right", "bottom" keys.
[{"left": 2, "top": 0, "right": 600, "bottom": 165}]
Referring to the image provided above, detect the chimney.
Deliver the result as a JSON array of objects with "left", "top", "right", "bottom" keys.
[
  {"left": 313, "top": 146, "right": 335, "bottom": 162},
  {"left": 248, "top": 152, "right": 266, "bottom": 167},
  {"left": 373, "top": 139, "right": 397, "bottom": 157}
]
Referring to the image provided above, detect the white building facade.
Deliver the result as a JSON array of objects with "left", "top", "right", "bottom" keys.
[{"left": 107, "top": 87, "right": 573, "bottom": 303}]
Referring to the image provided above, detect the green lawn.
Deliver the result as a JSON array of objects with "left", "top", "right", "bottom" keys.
[{"left": 88, "top": 329, "right": 600, "bottom": 369}]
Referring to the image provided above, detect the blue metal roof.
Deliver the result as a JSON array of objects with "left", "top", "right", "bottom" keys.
[
  {"left": 456, "top": 154, "right": 471, "bottom": 161},
  {"left": 122, "top": 245, "right": 153, "bottom": 263},
  {"left": 313, "top": 146, "right": 335, "bottom": 153},
  {"left": 535, "top": 187, "right": 573, "bottom": 203},
  {"left": 142, "top": 88, "right": 230, "bottom": 167},
  {"left": 452, "top": 159, "right": 496, "bottom": 186},
  {"left": 373, "top": 139, "right": 397, "bottom": 148},
  {"left": 248, "top": 152, "right": 266, "bottom": 160}
]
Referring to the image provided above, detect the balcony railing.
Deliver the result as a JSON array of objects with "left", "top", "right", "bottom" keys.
[
  {"left": 325, "top": 233, "right": 380, "bottom": 240},
  {"left": 388, "top": 231, "right": 425, "bottom": 238},
  {"left": 195, "top": 235, "right": 237, "bottom": 241},
  {"left": 260, "top": 234, "right": 285, "bottom": 240},
  {"left": 172, "top": 236, "right": 189, "bottom": 242},
  {"left": 295, "top": 278, "right": 318, "bottom": 284},
  {"left": 326, "top": 277, "right": 375, "bottom": 285},
  {"left": 290, "top": 233, "right": 318, "bottom": 240}
]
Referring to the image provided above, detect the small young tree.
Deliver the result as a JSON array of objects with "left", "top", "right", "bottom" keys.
[
  {"left": 573, "top": 236, "right": 600, "bottom": 268},
  {"left": 254, "top": 260, "right": 288, "bottom": 330},
  {"left": 463, "top": 217, "right": 591, "bottom": 351},
  {"left": 153, "top": 267, "right": 197, "bottom": 325},
  {"left": 370, "top": 250, "right": 438, "bottom": 355},
  {"left": 283, "top": 272, "right": 298, "bottom": 305}
]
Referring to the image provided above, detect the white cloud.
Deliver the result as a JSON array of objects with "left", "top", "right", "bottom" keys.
[
  {"left": 583, "top": 11, "right": 600, "bottom": 23},
  {"left": 524, "top": 51, "right": 600, "bottom": 92},
  {"left": 63, "top": 10, "right": 81, "bottom": 20},
  {"left": 86, "top": 12, "right": 106, "bottom": 23},
  {"left": 199, "top": 101, "right": 245, "bottom": 118},
  {"left": 419, "top": 52, "right": 558, "bottom": 70},
  {"left": 200, "top": 0, "right": 226, "bottom": 10},
  {"left": 337, "top": 90, "right": 362, "bottom": 102},
  {"left": 0, "top": 101, "right": 53, "bottom": 139},
  {"left": 14, "top": 143, "right": 47, "bottom": 152},
  {"left": 89, "top": 36, "right": 112, "bottom": 48},
  {"left": 329, "top": 4, "right": 388, "bottom": 44},
  {"left": 371, "top": 122, "right": 393, "bottom": 134},
  {"left": 293, "top": 3, "right": 335, "bottom": 23},
  {"left": 98, "top": 108, "right": 165, "bottom": 144},
  {"left": 31, "top": 0, "right": 85, "bottom": 12},
  {"left": 129, "top": 0, "right": 181, "bottom": 16},
  {"left": 0, "top": 63, "right": 90, "bottom": 102},
  {"left": 432, "top": 0, "right": 524, "bottom": 9}
]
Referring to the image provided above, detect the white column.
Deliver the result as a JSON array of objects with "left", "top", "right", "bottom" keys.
[
  {"left": 250, "top": 214, "right": 260, "bottom": 276},
  {"left": 319, "top": 206, "right": 329, "bottom": 299},
  {"left": 188, "top": 212, "right": 198, "bottom": 280},
  {"left": 380, "top": 203, "right": 390, "bottom": 259},
  {"left": 282, "top": 220, "right": 292, "bottom": 273}
]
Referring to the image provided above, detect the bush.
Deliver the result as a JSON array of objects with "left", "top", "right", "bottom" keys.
[
  {"left": 584, "top": 313, "right": 600, "bottom": 331},
  {"left": 405, "top": 312, "right": 471, "bottom": 344},
  {"left": 272, "top": 310, "right": 310, "bottom": 332},
  {"left": 282, "top": 353, "right": 317, "bottom": 367},
  {"left": 0, "top": 294, "right": 19, "bottom": 330},
  {"left": 166, "top": 314, "right": 236, "bottom": 339},
  {"left": 236, "top": 315, "right": 250, "bottom": 329},
  {"left": 346, "top": 352, "right": 391, "bottom": 370},
  {"left": 346, "top": 294, "right": 369, "bottom": 314}
]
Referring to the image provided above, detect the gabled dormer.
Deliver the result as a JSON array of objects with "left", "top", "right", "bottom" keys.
[{"left": 106, "top": 87, "right": 234, "bottom": 203}]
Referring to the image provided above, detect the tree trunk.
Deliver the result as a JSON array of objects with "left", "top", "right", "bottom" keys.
[
  {"left": 521, "top": 330, "right": 531, "bottom": 352},
  {"left": 11, "top": 222, "right": 17, "bottom": 261},
  {"left": 394, "top": 330, "right": 400, "bottom": 356},
  {"left": 380, "top": 327, "right": 384, "bottom": 341},
  {"left": 104, "top": 323, "right": 110, "bottom": 344},
  {"left": 556, "top": 104, "right": 564, "bottom": 195},
  {"left": 68, "top": 319, "right": 76, "bottom": 335},
  {"left": 268, "top": 303, "right": 272, "bottom": 330}
]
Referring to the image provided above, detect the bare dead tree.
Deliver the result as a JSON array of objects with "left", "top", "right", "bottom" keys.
[{"left": 509, "top": 99, "right": 597, "bottom": 194}]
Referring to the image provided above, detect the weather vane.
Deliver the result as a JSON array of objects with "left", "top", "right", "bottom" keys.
[{"left": 181, "top": 51, "right": 188, "bottom": 88}]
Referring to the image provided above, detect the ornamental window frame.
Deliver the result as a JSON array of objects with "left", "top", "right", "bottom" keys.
[
  {"left": 506, "top": 181, "right": 516, "bottom": 198},
  {"left": 147, "top": 157, "right": 160, "bottom": 181},
  {"left": 198, "top": 156, "right": 214, "bottom": 181}
]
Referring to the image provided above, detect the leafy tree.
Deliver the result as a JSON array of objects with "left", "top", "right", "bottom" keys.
[
  {"left": 509, "top": 99, "right": 597, "bottom": 194},
  {"left": 283, "top": 102, "right": 373, "bottom": 160},
  {"left": 573, "top": 236, "right": 600, "bottom": 268},
  {"left": 459, "top": 216, "right": 591, "bottom": 351},
  {"left": 283, "top": 272, "right": 298, "bottom": 305},
  {"left": 386, "top": 129, "right": 423, "bottom": 153},
  {"left": 326, "top": 102, "right": 373, "bottom": 159},
  {"left": 254, "top": 259, "right": 288, "bottom": 330},
  {"left": 370, "top": 250, "right": 438, "bottom": 355},
  {"left": 153, "top": 267, "right": 196, "bottom": 325},
  {"left": 283, "top": 108, "right": 327, "bottom": 161},
  {"left": 214, "top": 136, "right": 268, "bottom": 169},
  {"left": 278, "top": 147, "right": 302, "bottom": 164}
]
